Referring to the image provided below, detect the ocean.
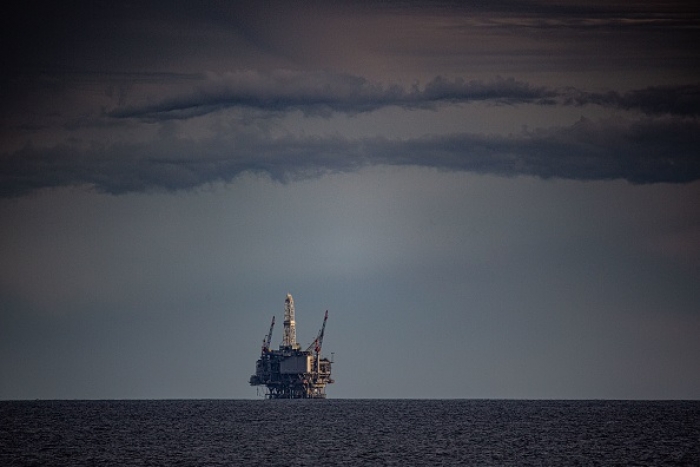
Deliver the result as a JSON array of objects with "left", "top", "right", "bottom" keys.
[{"left": 2, "top": 399, "right": 699, "bottom": 466}]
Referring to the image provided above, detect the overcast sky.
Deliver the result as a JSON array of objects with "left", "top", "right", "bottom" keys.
[{"left": 1, "top": 0, "right": 699, "bottom": 400}]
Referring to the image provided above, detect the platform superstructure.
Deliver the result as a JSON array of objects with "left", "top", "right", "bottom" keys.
[{"left": 249, "top": 294, "right": 334, "bottom": 399}]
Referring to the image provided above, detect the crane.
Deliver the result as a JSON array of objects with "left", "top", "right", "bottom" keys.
[
  {"left": 261, "top": 316, "right": 275, "bottom": 355},
  {"left": 306, "top": 310, "right": 328, "bottom": 355}
]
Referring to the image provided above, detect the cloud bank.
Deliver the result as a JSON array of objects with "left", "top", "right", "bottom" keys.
[
  {"left": 4, "top": 71, "right": 700, "bottom": 198},
  {"left": 107, "top": 73, "right": 557, "bottom": 120},
  {"left": 3, "top": 115, "right": 698, "bottom": 198},
  {"left": 569, "top": 85, "right": 700, "bottom": 117},
  {"left": 107, "top": 72, "right": 700, "bottom": 120}
]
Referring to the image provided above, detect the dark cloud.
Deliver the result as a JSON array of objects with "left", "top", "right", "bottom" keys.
[
  {"left": 107, "top": 73, "right": 555, "bottom": 120},
  {"left": 393, "top": 117, "right": 700, "bottom": 184},
  {"left": 3, "top": 117, "right": 698, "bottom": 197},
  {"left": 103, "top": 71, "right": 700, "bottom": 121},
  {"left": 566, "top": 85, "right": 700, "bottom": 117}
]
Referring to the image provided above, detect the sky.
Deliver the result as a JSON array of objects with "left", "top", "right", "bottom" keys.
[{"left": 1, "top": 0, "right": 699, "bottom": 400}]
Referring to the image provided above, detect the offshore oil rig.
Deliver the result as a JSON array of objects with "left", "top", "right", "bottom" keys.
[{"left": 249, "top": 294, "right": 334, "bottom": 399}]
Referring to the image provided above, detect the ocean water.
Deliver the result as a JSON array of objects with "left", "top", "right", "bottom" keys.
[{"left": 1, "top": 400, "right": 699, "bottom": 466}]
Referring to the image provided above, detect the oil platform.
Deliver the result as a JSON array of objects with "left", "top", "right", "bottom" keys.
[{"left": 249, "top": 294, "right": 334, "bottom": 399}]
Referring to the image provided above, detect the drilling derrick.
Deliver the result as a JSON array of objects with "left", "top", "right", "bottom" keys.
[
  {"left": 282, "top": 293, "right": 298, "bottom": 350},
  {"left": 250, "top": 294, "right": 334, "bottom": 399}
]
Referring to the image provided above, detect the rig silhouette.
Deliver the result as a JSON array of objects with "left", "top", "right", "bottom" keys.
[{"left": 250, "top": 294, "right": 334, "bottom": 399}]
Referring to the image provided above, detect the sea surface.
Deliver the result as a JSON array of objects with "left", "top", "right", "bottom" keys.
[{"left": 1, "top": 399, "right": 699, "bottom": 466}]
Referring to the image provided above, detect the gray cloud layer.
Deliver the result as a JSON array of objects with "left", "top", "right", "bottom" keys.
[
  {"left": 4, "top": 70, "right": 700, "bottom": 197},
  {"left": 3, "top": 115, "right": 698, "bottom": 198},
  {"left": 107, "top": 73, "right": 557, "bottom": 120},
  {"left": 569, "top": 85, "right": 700, "bottom": 117},
  {"left": 106, "top": 72, "right": 700, "bottom": 120}
]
